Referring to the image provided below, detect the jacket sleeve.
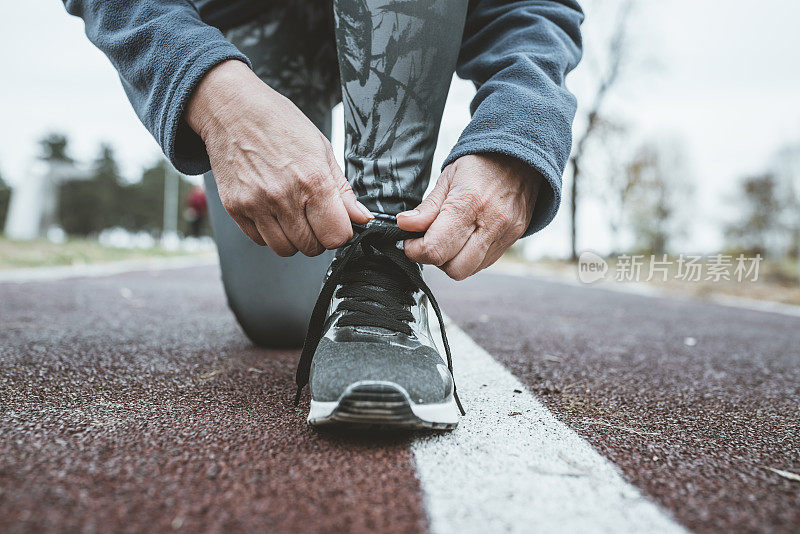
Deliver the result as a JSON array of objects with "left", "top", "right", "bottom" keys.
[
  {"left": 445, "top": 0, "right": 583, "bottom": 236},
  {"left": 62, "top": 0, "right": 251, "bottom": 175}
]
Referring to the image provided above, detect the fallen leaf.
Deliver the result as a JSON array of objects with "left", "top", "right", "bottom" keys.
[
  {"left": 557, "top": 451, "right": 591, "bottom": 473},
  {"left": 248, "top": 367, "right": 264, "bottom": 374},
  {"left": 583, "top": 419, "right": 659, "bottom": 437},
  {"left": 199, "top": 369, "right": 222, "bottom": 380},
  {"left": 513, "top": 389, "right": 522, "bottom": 394},
  {"left": 762, "top": 466, "right": 800, "bottom": 483},
  {"left": 509, "top": 412, "right": 522, "bottom": 416}
]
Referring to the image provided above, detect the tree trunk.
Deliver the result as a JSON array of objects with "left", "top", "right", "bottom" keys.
[{"left": 570, "top": 157, "right": 579, "bottom": 261}]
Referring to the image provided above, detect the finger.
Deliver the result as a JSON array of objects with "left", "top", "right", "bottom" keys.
[
  {"left": 255, "top": 216, "right": 297, "bottom": 257},
  {"left": 441, "top": 229, "right": 492, "bottom": 281},
  {"left": 305, "top": 181, "right": 356, "bottom": 249},
  {"left": 404, "top": 201, "right": 476, "bottom": 267},
  {"left": 279, "top": 212, "right": 325, "bottom": 256},
  {"left": 397, "top": 166, "right": 453, "bottom": 232},
  {"left": 233, "top": 216, "right": 266, "bottom": 246}
]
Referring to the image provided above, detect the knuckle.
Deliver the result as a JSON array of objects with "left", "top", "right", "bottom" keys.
[
  {"left": 338, "top": 179, "right": 354, "bottom": 195},
  {"left": 447, "top": 191, "right": 484, "bottom": 219},
  {"left": 472, "top": 193, "right": 490, "bottom": 212},
  {"left": 448, "top": 158, "right": 462, "bottom": 176},
  {"left": 260, "top": 182, "right": 284, "bottom": 203},
  {"left": 444, "top": 264, "right": 468, "bottom": 281},
  {"left": 237, "top": 195, "right": 260, "bottom": 213},
  {"left": 247, "top": 231, "right": 265, "bottom": 246},
  {"left": 296, "top": 234, "right": 324, "bottom": 257},
  {"left": 304, "top": 244, "right": 325, "bottom": 257},
  {"left": 324, "top": 230, "right": 351, "bottom": 249},
  {"left": 315, "top": 217, "right": 353, "bottom": 249},
  {"left": 493, "top": 210, "right": 513, "bottom": 229},
  {"left": 510, "top": 219, "right": 527, "bottom": 236},
  {"left": 422, "top": 196, "right": 441, "bottom": 213},
  {"left": 298, "top": 170, "right": 329, "bottom": 195},
  {"left": 404, "top": 243, "right": 423, "bottom": 262},
  {"left": 421, "top": 241, "right": 447, "bottom": 266},
  {"left": 481, "top": 206, "right": 517, "bottom": 235},
  {"left": 270, "top": 242, "right": 296, "bottom": 257},
  {"left": 281, "top": 248, "right": 299, "bottom": 257}
]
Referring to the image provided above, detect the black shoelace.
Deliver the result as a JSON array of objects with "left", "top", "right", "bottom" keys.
[{"left": 294, "top": 222, "right": 465, "bottom": 415}]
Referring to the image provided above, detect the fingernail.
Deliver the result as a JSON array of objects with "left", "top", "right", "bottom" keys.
[
  {"left": 357, "top": 201, "right": 373, "bottom": 219},
  {"left": 398, "top": 209, "right": 419, "bottom": 218}
]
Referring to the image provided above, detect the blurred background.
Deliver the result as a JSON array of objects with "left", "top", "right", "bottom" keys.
[{"left": 1, "top": 1, "right": 799, "bottom": 301}]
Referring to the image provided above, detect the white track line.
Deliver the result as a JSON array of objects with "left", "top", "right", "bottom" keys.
[
  {"left": 0, "top": 255, "right": 218, "bottom": 283},
  {"left": 414, "top": 317, "right": 686, "bottom": 534}
]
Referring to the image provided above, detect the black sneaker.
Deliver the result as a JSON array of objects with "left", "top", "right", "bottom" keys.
[{"left": 293, "top": 216, "right": 464, "bottom": 429}]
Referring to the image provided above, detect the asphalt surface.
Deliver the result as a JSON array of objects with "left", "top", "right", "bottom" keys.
[{"left": 1, "top": 264, "right": 798, "bottom": 533}]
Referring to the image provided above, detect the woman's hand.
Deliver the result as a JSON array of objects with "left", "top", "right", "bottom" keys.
[
  {"left": 398, "top": 154, "right": 540, "bottom": 280},
  {"left": 187, "top": 60, "right": 372, "bottom": 256}
]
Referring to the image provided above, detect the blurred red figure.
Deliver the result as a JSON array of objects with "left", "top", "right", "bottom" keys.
[{"left": 185, "top": 185, "right": 207, "bottom": 237}]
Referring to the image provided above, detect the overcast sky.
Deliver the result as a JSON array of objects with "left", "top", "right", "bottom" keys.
[{"left": 1, "top": 1, "right": 799, "bottom": 256}]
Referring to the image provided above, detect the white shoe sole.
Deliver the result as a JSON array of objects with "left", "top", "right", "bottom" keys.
[{"left": 307, "top": 381, "right": 459, "bottom": 430}]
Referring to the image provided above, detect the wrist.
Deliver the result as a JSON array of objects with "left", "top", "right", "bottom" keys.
[{"left": 186, "top": 59, "right": 253, "bottom": 141}]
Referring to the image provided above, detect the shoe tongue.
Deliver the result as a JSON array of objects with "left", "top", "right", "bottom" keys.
[{"left": 336, "top": 215, "right": 410, "bottom": 260}]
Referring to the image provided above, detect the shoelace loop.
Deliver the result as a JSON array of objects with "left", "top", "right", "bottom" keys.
[{"left": 294, "top": 221, "right": 465, "bottom": 415}]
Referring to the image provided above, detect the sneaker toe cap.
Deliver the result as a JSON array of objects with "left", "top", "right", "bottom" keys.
[{"left": 309, "top": 338, "right": 452, "bottom": 404}]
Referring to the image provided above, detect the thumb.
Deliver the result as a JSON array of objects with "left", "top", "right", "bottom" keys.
[
  {"left": 328, "top": 144, "right": 372, "bottom": 224},
  {"left": 397, "top": 169, "right": 451, "bottom": 232},
  {"left": 338, "top": 177, "right": 373, "bottom": 224}
]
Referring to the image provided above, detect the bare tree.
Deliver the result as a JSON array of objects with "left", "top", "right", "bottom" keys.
[
  {"left": 772, "top": 143, "right": 800, "bottom": 258},
  {"left": 0, "top": 167, "right": 9, "bottom": 233},
  {"left": 594, "top": 120, "right": 634, "bottom": 254},
  {"left": 625, "top": 140, "right": 692, "bottom": 255},
  {"left": 725, "top": 173, "right": 785, "bottom": 257},
  {"left": 568, "top": 0, "right": 634, "bottom": 260}
]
